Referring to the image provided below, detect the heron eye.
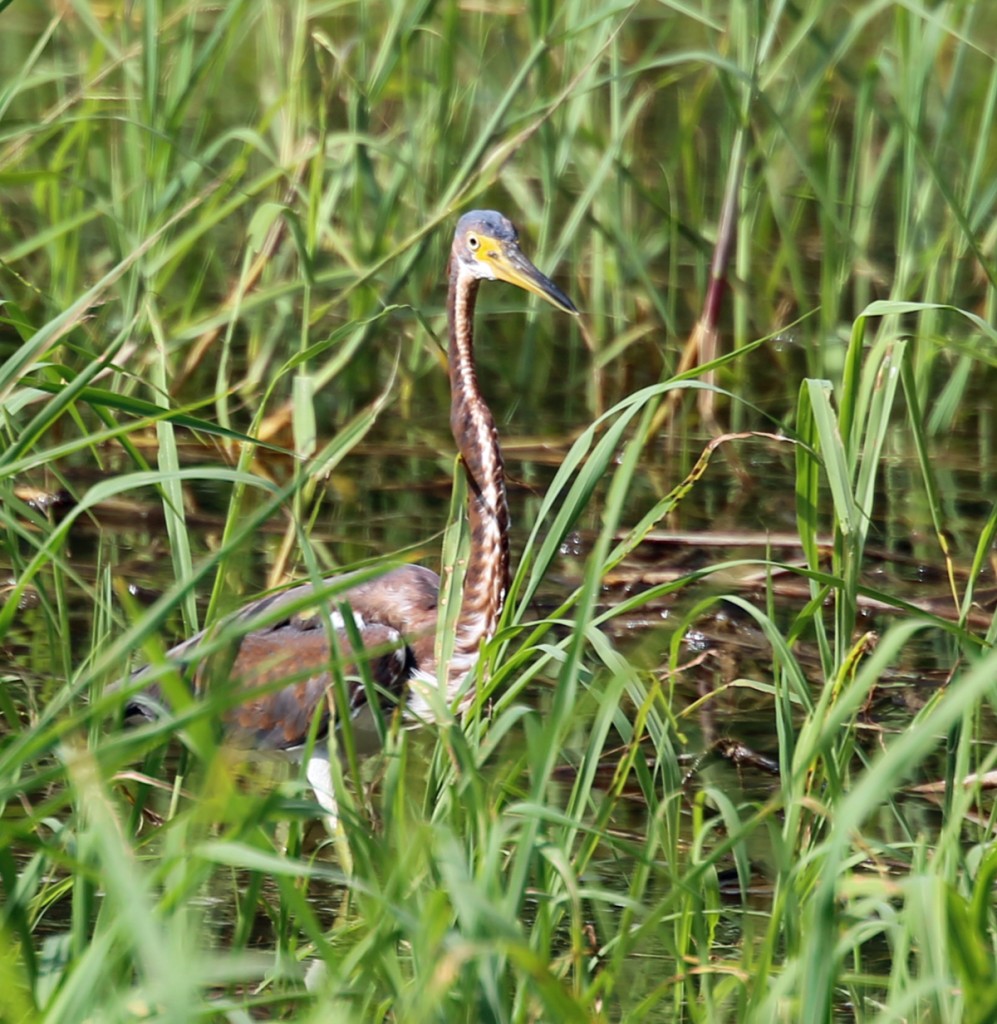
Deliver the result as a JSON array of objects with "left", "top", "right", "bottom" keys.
[{"left": 467, "top": 234, "right": 479, "bottom": 251}]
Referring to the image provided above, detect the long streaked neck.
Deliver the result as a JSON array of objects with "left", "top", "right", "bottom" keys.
[{"left": 445, "top": 265, "right": 510, "bottom": 694}]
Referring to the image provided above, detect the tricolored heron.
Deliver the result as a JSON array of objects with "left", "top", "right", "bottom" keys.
[{"left": 125, "top": 210, "right": 578, "bottom": 823}]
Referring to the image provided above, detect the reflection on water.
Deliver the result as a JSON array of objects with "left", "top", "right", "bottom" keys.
[{"left": 9, "top": 419, "right": 995, "bottom": 763}]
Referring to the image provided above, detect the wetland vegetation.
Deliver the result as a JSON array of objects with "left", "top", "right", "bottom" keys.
[{"left": 1, "top": 1, "right": 996, "bottom": 1021}]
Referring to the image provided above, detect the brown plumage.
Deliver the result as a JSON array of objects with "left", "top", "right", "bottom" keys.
[{"left": 125, "top": 210, "right": 577, "bottom": 823}]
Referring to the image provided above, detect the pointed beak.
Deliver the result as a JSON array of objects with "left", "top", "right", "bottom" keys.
[{"left": 487, "top": 241, "right": 578, "bottom": 314}]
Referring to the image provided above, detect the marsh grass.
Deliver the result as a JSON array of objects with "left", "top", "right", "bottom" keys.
[{"left": 2, "top": 1, "right": 996, "bottom": 1021}]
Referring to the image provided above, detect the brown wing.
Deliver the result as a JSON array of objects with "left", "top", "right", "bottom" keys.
[
  {"left": 124, "top": 564, "right": 440, "bottom": 745},
  {"left": 214, "top": 620, "right": 409, "bottom": 750}
]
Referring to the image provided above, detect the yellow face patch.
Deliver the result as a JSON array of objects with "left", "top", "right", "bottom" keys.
[{"left": 469, "top": 236, "right": 578, "bottom": 314}]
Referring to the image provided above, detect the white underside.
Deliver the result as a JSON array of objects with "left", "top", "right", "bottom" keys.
[
  {"left": 403, "top": 654, "right": 478, "bottom": 722},
  {"left": 296, "top": 656, "right": 481, "bottom": 829},
  {"left": 304, "top": 752, "right": 338, "bottom": 828}
]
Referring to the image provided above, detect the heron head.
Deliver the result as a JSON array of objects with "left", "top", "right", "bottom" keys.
[{"left": 451, "top": 210, "right": 577, "bottom": 314}]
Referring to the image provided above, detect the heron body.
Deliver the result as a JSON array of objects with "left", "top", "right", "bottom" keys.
[{"left": 125, "top": 211, "right": 577, "bottom": 823}]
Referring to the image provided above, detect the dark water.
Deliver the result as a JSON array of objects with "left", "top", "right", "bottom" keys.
[{"left": 9, "top": 416, "right": 992, "bottom": 769}]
